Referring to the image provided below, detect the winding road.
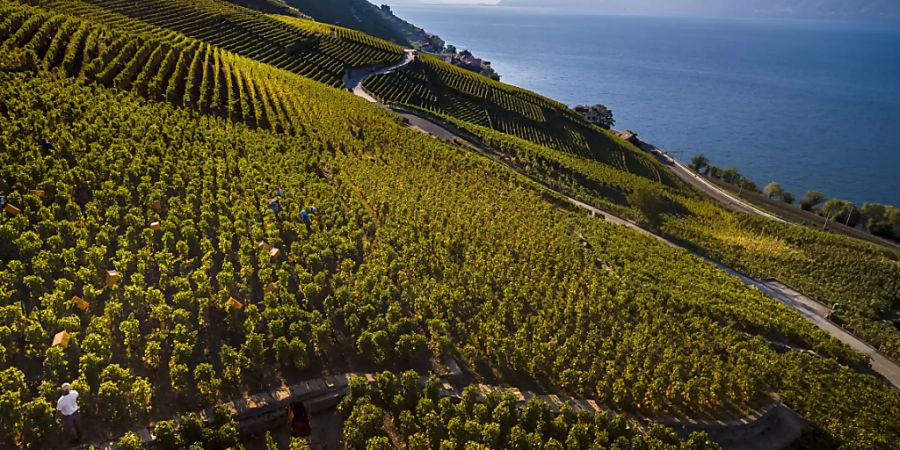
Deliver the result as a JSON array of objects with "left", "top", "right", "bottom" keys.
[
  {"left": 344, "top": 54, "right": 900, "bottom": 390},
  {"left": 343, "top": 49, "right": 416, "bottom": 103}
]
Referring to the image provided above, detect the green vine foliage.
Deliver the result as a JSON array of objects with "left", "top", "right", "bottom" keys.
[
  {"left": 0, "top": 1, "right": 897, "bottom": 448},
  {"left": 340, "top": 372, "right": 722, "bottom": 450}
]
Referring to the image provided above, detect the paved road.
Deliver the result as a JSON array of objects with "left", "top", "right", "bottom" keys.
[
  {"left": 757, "top": 280, "right": 900, "bottom": 387},
  {"left": 345, "top": 58, "right": 900, "bottom": 390},
  {"left": 397, "top": 112, "right": 459, "bottom": 141},
  {"left": 343, "top": 49, "right": 415, "bottom": 103},
  {"left": 668, "top": 159, "right": 784, "bottom": 222}
]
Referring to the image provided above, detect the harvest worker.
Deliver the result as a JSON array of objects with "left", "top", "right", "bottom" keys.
[
  {"left": 269, "top": 198, "right": 282, "bottom": 215},
  {"left": 310, "top": 206, "right": 321, "bottom": 228},
  {"left": 56, "top": 382, "right": 82, "bottom": 442},
  {"left": 300, "top": 209, "right": 311, "bottom": 231}
]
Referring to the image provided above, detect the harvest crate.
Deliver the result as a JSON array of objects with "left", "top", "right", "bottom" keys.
[
  {"left": 227, "top": 297, "right": 244, "bottom": 311},
  {"left": 106, "top": 270, "right": 121, "bottom": 287},
  {"left": 72, "top": 296, "right": 89, "bottom": 311},
  {"left": 52, "top": 331, "right": 71, "bottom": 348}
]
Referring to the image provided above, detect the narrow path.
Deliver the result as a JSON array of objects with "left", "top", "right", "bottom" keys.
[{"left": 346, "top": 62, "right": 900, "bottom": 390}]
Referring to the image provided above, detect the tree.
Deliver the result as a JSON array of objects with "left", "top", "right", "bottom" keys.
[
  {"left": 890, "top": 207, "right": 900, "bottom": 238},
  {"left": 821, "top": 198, "right": 844, "bottom": 230},
  {"left": 838, "top": 201, "right": 861, "bottom": 227},
  {"left": 861, "top": 203, "right": 898, "bottom": 239},
  {"left": 722, "top": 168, "right": 741, "bottom": 184},
  {"left": 707, "top": 165, "right": 722, "bottom": 178},
  {"left": 763, "top": 182, "right": 784, "bottom": 200},
  {"left": 737, "top": 177, "right": 759, "bottom": 193},
  {"left": 782, "top": 191, "right": 795, "bottom": 204},
  {"left": 818, "top": 199, "right": 861, "bottom": 227},
  {"left": 800, "top": 190, "right": 824, "bottom": 211},
  {"left": 689, "top": 155, "right": 709, "bottom": 174},
  {"left": 628, "top": 186, "right": 664, "bottom": 227}
]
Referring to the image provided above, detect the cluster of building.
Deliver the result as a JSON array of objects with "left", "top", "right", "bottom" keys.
[{"left": 438, "top": 49, "right": 499, "bottom": 80}]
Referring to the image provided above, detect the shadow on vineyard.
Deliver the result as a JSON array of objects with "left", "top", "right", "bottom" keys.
[{"left": 0, "top": 0, "right": 897, "bottom": 449}]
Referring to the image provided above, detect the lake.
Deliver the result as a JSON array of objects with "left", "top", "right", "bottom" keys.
[{"left": 391, "top": 4, "right": 900, "bottom": 206}]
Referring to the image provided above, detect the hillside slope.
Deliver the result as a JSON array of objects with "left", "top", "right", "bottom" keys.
[
  {"left": 0, "top": 0, "right": 898, "bottom": 448},
  {"left": 42, "top": 0, "right": 405, "bottom": 88},
  {"left": 359, "top": 10, "right": 900, "bottom": 365},
  {"left": 280, "top": 0, "right": 413, "bottom": 45}
]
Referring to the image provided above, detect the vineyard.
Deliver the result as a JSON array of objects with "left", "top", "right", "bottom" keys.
[
  {"left": 0, "top": 0, "right": 898, "bottom": 449},
  {"left": 662, "top": 200, "right": 900, "bottom": 361},
  {"left": 338, "top": 373, "right": 720, "bottom": 449},
  {"left": 0, "top": 1, "right": 409, "bottom": 137},
  {"left": 362, "top": 54, "right": 674, "bottom": 188},
  {"left": 424, "top": 102, "right": 900, "bottom": 365},
  {"left": 35, "top": 0, "right": 404, "bottom": 87}
]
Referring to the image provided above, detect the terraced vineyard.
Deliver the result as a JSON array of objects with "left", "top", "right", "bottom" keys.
[
  {"left": 447, "top": 113, "right": 900, "bottom": 364},
  {"left": 36, "top": 0, "right": 404, "bottom": 87},
  {"left": 0, "top": 1, "right": 898, "bottom": 449},
  {"left": 362, "top": 54, "right": 671, "bottom": 186},
  {"left": 339, "top": 373, "right": 720, "bottom": 449},
  {"left": 0, "top": 2, "right": 405, "bottom": 136}
]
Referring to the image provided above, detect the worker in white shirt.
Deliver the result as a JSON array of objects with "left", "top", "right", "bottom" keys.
[{"left": 56, "top": 382, "right": 82, "bottom": 442}]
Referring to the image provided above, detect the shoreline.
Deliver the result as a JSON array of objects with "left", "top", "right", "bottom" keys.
[{"left": 390, "top": 3, "right": 900, "bottom": 207}]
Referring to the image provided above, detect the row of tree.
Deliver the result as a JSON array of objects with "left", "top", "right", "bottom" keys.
[{"left": 691, "top": 154, "right": 900, "bottom": 240}]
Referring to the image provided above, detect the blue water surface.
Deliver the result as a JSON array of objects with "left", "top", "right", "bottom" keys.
[{"left": 392, "top": 4, "right": 900, "bottom": 205}]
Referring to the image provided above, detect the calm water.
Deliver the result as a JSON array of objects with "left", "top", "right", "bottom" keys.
[{"left": 392, "top": 5, "right": 900, "bottom": 206}]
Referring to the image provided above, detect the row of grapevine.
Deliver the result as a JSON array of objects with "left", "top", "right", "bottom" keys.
[
  {"left": 450, "top": 111, "right": 900, "bottom": 365},
  {"left": 39, "top": 0, "right": 404, "bottom": 86},
  {"left": 0, "top": 1, "right": 897, "bottom": 448},
  {"left": 0, "top": 4, "right": 403, "bottom": 140},
  {"left": 338, "top": 372, "right": 721, "bottom": 449},
  {"left": 361, "top": 55, "right": 676, "bottom": 187}
]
